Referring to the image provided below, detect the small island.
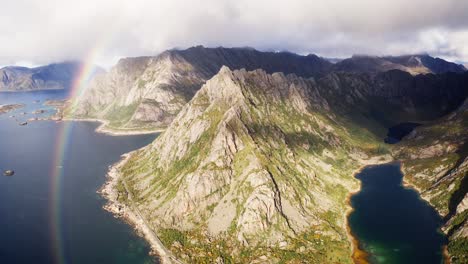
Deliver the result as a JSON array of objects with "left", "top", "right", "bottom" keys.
[
  {"left": 3, "top": 170, "right": 14, "bottom": 176},
  {"left": 44, "top": 99, "right": 68, "bottom": 107},
  {"left": 0, "top": 104, "right": 24, "bottom": 115},
  {"left": 32, "top": 109, "right": 47, "bottom": 114}
]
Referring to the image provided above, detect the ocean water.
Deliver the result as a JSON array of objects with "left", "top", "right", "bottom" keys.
[
  {"left": 0, "top": 91, "right": 158, "bottom": 264},
  {"left": 349, "top": 163, "right": 446, "bottom": 264}
]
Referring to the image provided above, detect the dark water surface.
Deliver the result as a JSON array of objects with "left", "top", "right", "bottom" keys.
[
  {"left": 384, "top": 122, "right": 421, "bottom": 144},
  {"left": 0, "top": 91, "right": 158, "bottom": 263},
  {"left": 349, "top": 163, "right": 446, "bottom": 264}
]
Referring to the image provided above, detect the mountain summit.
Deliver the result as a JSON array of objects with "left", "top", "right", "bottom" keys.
[
  {"left": 115, "top": 66, "right": 388, "bottom": 262},
  {"left": 111, "top": 64, "right": 468, "bottom": 262},
  {"left": 65, "top": 47, "right": 466, "bottom": 134},
  {"left": 65, "top": 46, "right": 333, "bottom": 133}
]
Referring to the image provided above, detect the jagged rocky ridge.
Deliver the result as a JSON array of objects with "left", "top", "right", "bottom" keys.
[
  {"left": 0, "top": 62, "right": 84, "bottom": 92},
  {"left": 114, "top": 66, "right": 468, "bottom": 263},
  {"left": 65, "top": 46, "right": 333, "bottom": 132},
  {"left": 118, "top": 67, "right": 390, "bottom": 263},
  {"left": 66, "top": 46, "right": 465, "bottom": 133}
]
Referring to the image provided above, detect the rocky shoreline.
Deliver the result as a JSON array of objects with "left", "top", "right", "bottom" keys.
[
  {"left": 63, "top": 117, "right": 163, "bottom": 136},
  {"left": 345, "top": 156, "right": 394, "bottom": 264},
  {"left": 99, "top": 152, "right": 182, "bottom": 264}
]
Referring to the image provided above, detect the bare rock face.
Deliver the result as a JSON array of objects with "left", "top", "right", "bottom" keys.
[
  {"left": 117, "top": 67, "right": 392, "bottom": 262},
  {"left": 65, "top": 46, "right": 333, "bottom": 132},
  {"left": 66, "top": 47, "right": 466, "bottom": 134}
]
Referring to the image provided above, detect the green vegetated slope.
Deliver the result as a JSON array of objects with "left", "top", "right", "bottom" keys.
[
  {"left": 395, "top": 98, "right": 468, "bottom": 263},
  {"left": 113, "top": 66, "right": 467, "bottom": 262},
  {"left": 64, "top": 46, "right": 333, "bottom": 132},
  {"left": 64, "top": 46, "right": 466, "bottom": 134},
  {"left": 117, "top": 67, "right": 396, "bottom": 263}
]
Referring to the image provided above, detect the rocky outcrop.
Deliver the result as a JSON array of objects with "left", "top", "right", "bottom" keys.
[
  {"left": 0, "top": 62, "right": 87, "bottom": 91},
  {"left": 116, "top": 67, "right": 394, "bottom": 263},
  {"left": 65, "top": 46, "right": 333, "bottom": 132},
  {"left": 66, "top": 48, "right": 466, "bottom": 134}
]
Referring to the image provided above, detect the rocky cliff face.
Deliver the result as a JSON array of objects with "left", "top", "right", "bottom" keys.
[
  {"left": 0, "top": 62, "right": 84, "bottom": 92},
  {"left": 67, "top": 48, "right": 465, "bottom": 134},
  {"left": 65, "top": 46, "right": 334, "bottom": 132},
  {"left": 116, "top": 67, "right": 393, "bottom": 263},
  {"left": 395, "top": 99, "right": 468, "bottom": 263},
  {"left": 333, "top": 54, "right": 466, "bottom": 76},
  {"left": 316, "top": 70, "right": 468, "bottom": 130},
  {"left": 106, "top": 62, "right": 468, "bottom": 262}
]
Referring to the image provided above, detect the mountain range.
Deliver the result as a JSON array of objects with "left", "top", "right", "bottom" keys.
[
  {"left": 333, "top": 54, "right": 466, "bottom": 75},
  {"left": 0, "top": 62, "right": 87, "bottom": 92},
  {"left": 5, "top": 46, "right": 466, "bottom": 263},
  {"left": 60, "top": 46, "right": 468, "bottom": 263},
  {"left": 64, "top": 47, "right": 466, "bottom": 134}
]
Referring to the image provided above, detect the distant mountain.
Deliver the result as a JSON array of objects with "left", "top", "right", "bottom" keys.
[
  {"left": 65, "top": 46, "right": 333, "bottom": 132},
  {"left": 333, "top": 54, "right": 466, "bottom": 75},
  {"left": 324, "top": 57, "right": 344, "bottom": 64},
  {"left": 65, "top": 47, "right": 467, "bottom": 134},
  {"left": 0, "top": 62, "right": 102, "bottom": 92}
]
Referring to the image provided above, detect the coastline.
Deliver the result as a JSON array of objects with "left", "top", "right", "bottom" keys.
[
  {"left": 345, "top": 155, "right": 394, "bottom": 264},
  {"left": 99, "top": 152, "right": 182, "bottom": 264},
  {"left": 345, "top": 166, "right": 370, "bottom": 264},
  {"left": 399, "top": 162, "right": 452, "bottom": 264},
  {"left": 348, "top": 159, "right": 452, "bottom": 264},
  {"left": 0, "top": 88, "right": 64, "bottom": 93},
  {"left": 62, "top": 117, "right": 164, "bottom": 136}
]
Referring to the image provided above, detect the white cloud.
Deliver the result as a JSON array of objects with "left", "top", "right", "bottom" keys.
[{"left": 1, "top": 0, "right": 468, "bottom": 67}]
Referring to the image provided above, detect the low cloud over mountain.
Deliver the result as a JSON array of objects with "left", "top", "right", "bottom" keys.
[{"left": 1, "top": 0, "right": 468, "bottom": 67}]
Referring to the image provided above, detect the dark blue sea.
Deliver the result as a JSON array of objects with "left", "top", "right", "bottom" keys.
[{"left": 0, "top": 91, "right": 158, "bottom": 264}]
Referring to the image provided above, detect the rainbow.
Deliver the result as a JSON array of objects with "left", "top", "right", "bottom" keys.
[{"left": 48, "top": 45, "right": 105, "bottom": 264}]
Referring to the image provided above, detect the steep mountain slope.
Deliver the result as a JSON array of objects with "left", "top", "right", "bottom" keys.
[
  {"left": 114, "top": 67, "right": 399, "bottom": 263},
  {"left": 65, "top": 46, "right": 333, "bottom": 132},
  {"left": 386, "top": 54, "right": 467, "bottom": 74},
  {"left": 0, "top": 62, "right": 84, "bottom": 91},
  {"left": 316, "top": 70, "right": 468, "bottom": 130},
  {"left": 395, "top": 99, "right": 468, "bottom": 263},
  {"left": 333, "top": 54, "right": 466, "bottom": 76},
  {"left": 65, "top": 48, "right": 466, "bottom": 134},
  {"left": 109, "top": 66, "right": 468, "bottom": 263}
]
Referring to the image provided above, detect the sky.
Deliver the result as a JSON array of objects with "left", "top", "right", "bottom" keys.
[{"left": 1, "top": 0, "right": 468, "bottom": 69}]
